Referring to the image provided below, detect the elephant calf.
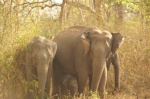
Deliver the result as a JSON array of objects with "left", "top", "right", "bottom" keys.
[
  {"left": 61, "top": 74, "right": 78, "bottom": 97},
  {"left": 26, "top": 36, "right": 57, "bottom": 99}
]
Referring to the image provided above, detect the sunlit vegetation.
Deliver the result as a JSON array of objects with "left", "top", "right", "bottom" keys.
[{"left": 0, "top": 0, "right": 150, "bottom": 99}]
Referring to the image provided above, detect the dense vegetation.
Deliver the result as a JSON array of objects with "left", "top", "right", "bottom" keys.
[{"left": 0, "top": 0, "right": 149, "bottom": 99}]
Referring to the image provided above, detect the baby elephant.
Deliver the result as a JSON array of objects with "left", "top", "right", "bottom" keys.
[
  {"left": 61, "top": 74, "right": 78, "bottom": 98},
  {"left": 26, "top": 36, "right": 57, "bottom": 99}
]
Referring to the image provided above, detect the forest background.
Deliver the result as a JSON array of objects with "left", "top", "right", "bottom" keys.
[{"left": 0, "top": 0, "right": 150, "bottom": 99}]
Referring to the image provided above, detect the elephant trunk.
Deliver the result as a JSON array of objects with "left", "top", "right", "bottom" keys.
[
  {"left": 90, "top": 53, "right": 106, "bottom": 92},
  {"left": 37, "top": 63, "right": 49, "bottom": 99}
]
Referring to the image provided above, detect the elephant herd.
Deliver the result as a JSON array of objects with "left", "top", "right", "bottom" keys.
[{"left": 25, "top": 26, "right": 124, "bottom": 99}]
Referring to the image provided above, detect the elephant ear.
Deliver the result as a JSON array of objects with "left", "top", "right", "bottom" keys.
[
  {"left": 47, "top": 42, "right": 57, "bottom": 59},
  {"left": 81, "top": 32, "right": 91, "bottom": 57},
  {"left": 111, "top": 33, "right": 124, "bottom": 54},
  {"left": 51, "top": 42, "right": 57, "bottom": 58}
]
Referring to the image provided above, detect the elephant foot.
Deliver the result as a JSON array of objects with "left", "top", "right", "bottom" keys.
[{"left": 99, "top": 92, "right": 105, "bottom": 99}]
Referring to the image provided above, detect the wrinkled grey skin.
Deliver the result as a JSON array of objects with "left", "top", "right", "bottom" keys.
[
  {"left": 107, "top": 52, "right": 120, "bottom": 90},
  {"left": 52, "top": 26, "right": 124, "bottom": 99},
  {"left": 26, "top": 36, "right": 57, "bottom": 99},
  {"left": 61, "top": 74, "right": 78, "bottom": 98}
]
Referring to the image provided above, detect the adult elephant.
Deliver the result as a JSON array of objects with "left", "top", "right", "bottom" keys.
[
  {"left": 52, "top": 26, "right": 124, "bottom": 98},
  {"left": 26, "top": 36, "right": 57, "bottom": 99}
]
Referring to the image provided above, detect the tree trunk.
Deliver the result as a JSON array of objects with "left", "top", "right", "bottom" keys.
[
  {"left": 59, "top": 0, "right": 66, "bottom": 24},
  {"left": 94, "top": 0, "right": 103, "bottom": 24},
  {"left": 114, "top": 2, "right": 123, "bottom": 25}
]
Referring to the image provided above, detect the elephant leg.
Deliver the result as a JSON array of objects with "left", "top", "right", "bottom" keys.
[
  {"left": 37, "top": 65, "right": 49, "bottom": 99},
  {"left": 89, "top": 74, "right": 92, "bottom": 90},
  {"left": 78, "top": 72, "right": 88, "bottom": 93},
  {"left": 77, "top": 60, "right": 89, "bottom": 94},
  {"left": 77, "top": 71, "right": 88, "bottom": 95},
  {"left": 74, "top": 46, "right": 89, "bottom": 95},
  {"left": 52, "top": 62, "right": 63, "bottom": 99},
  {"left": 75, "top": 61, "right": 89, "bottom": 95},
  {"left": 98, "top": 66, "right": 107, "bottom": 99},
  {"left": 26, "top": 66, "right": 37, "bottom": 99}
]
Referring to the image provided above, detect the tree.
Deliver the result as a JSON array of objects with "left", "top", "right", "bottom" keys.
[
  {"left": 59, "top": 0, "right": 66, "bottom": 24},
  {"left": 114, "top": 2, "right": 123, "bottom": 25},
  {"left": 94, "top": 0, "right": 103, "bottom": 24}
]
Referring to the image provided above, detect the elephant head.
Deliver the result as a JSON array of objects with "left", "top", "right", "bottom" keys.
[
  {"left": 81, "top": 29, "right": 124, "bottom": 93},
  {"left": 26, "top": 36, "right": 57, "bottom": 99}
]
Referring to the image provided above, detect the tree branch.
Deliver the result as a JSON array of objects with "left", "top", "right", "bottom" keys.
[
  {"left": 23, "top": 3, "right": 62, "bottom": 18},
  {"left": 65, "top": 0, "right": 96, "bottom": 14},
  {"left": 30, "top": 3, "right": 62, "bottom": 10},
  {"left": 13, "top": 0, "right": 62, "bottom": 12}
]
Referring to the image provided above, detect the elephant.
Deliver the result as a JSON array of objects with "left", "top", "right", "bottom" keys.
[
  {"left": 106, "top": 52, "right": 120, "bottom": 91},
  {"left": 26, "top": 36, "right": 57, "bottom": 99},
  {"left": 61, "top": 74, "right": 78, "bottom": 98},
  {"left": 52, "top": 26, "right": 124, "bottom": 99}
]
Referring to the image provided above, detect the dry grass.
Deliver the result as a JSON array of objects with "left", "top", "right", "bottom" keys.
[{"left": 0, "top": 19, "right": 150, "bottom": 99}]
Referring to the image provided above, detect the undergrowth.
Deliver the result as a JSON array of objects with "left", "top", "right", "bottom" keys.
[{"left": 0, "top": 18, "right": 150, "bottom": 99}]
